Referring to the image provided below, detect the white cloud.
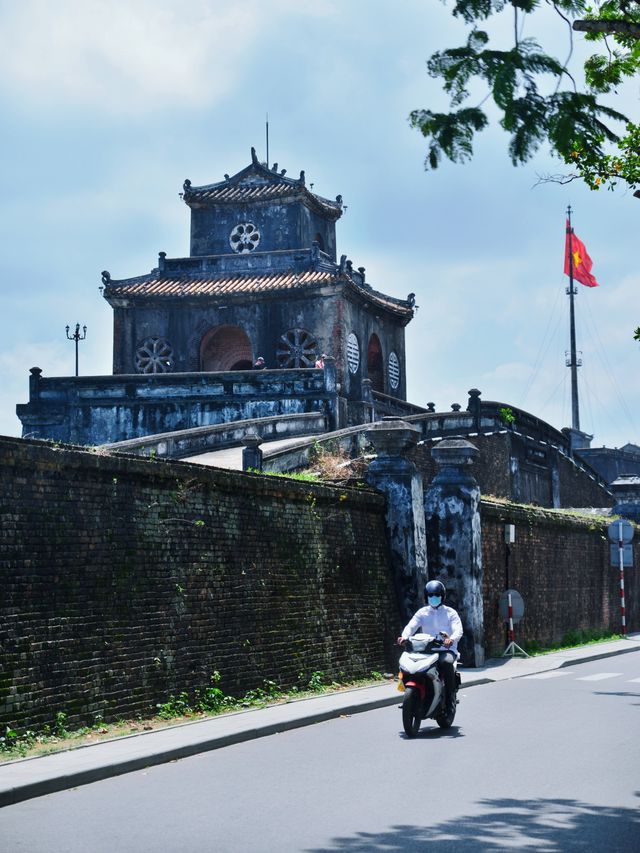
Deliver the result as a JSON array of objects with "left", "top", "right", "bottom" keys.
[
  {"left": 0, "top": 342, "right": 72, "bottom": 438},
  {"left": 0, "top": 0, "right": 334, "bottom": 116}
]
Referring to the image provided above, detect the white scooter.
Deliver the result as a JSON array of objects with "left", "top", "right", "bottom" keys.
[{"left": 398, "top": 632, "right": 461, "bottom": 737}]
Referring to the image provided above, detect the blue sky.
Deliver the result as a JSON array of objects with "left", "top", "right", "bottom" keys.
[{"left": 1, "top": 0, "right": 638, "bottom": 448}]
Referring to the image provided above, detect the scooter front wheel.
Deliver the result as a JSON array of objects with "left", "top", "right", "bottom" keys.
[{"left": 402, "top": 686, "right": 421, "bottom": 738}]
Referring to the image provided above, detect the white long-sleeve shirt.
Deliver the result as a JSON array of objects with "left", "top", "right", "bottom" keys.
[{"left": 401, "top": 605, "right": 463, "bottom": 654}]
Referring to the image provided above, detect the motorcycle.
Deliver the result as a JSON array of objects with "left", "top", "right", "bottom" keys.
[{"left": 398, "top": 632, "right": 461, "bottom": 737}]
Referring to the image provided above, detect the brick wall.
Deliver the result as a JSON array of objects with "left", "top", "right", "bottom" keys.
[
  {"left": 481, "top": 500, "right": 639, "bottom": 657},
  {"left": 0, "top": 436, "right": 398, "bottom": 733}
]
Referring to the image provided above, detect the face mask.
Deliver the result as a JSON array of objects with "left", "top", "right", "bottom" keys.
[{"left": 428, "top": 596, "right": 442, "bottom": 607}]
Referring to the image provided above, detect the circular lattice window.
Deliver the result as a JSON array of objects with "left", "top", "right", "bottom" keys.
[
  {"left": 229, "top": 222, "right": 260, "bottom": 254},
  {"left": 388, "top": 351, "right": 400, "bottom": 391},
  {"left": 346, "top": 332, "right": 360, "bottom": 374},
  {"left": 135, "top": 337, "right": 174, "bottom": 374},
  {"left": 277, "top": 328, "right": 317, "bottom": 368}
]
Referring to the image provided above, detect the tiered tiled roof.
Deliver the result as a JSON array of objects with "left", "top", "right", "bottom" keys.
[
  {"left": 105, "top": 270, "right": 335, "bottom": 298},
  {"left": 182, "top": 148, "right": 343, "bottom": 220},
  {"left": 103, "top": 268, "right": 413, "bottom": 319}
]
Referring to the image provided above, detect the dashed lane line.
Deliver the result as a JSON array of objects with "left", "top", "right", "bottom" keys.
[
  {"left": 523, "top": 671, "right": 574, "bottom": 679},
  {"left": 575, "top": 672, "right": 622, "bottom": 681}
]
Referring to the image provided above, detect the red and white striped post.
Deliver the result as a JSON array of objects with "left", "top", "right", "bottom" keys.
[
  {"left": 507, "top": 592, "right": 516, "bottom": 644},
  {"left": 617, "top": 521, "right": 627, "bottom": 636}
]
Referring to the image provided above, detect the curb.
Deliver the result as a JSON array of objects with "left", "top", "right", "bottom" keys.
[
  {"left": 1, "top": 643, "right": 638, "bottom": 808},
  {"left": 558, "top": 643, "right": 640, "bottom": 668}
]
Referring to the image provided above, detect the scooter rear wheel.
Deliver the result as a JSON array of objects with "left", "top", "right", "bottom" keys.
[
  {"left": 402, "top": 686, "right": 421, "bottom": 738},
  {"left": 436, "top": 695, "right": 456, "bottom": 729}
]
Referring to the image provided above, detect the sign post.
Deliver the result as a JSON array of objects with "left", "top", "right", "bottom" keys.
[
  {"left": 499, "top": 589, "right": 529, "bottom": 657},
  {"left": 607, "top": 520, "right": 634, "bottom": 636}
]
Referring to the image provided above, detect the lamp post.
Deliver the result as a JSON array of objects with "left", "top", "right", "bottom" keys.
[{"left": 66, "top": 323, "right": 87, "bottom": 376}]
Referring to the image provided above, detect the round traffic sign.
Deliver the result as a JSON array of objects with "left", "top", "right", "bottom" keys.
[
  {"left": 607, "top": 519, "right": 634, "bottom": 544},
  {"left": 499, "top": 589, "right": 525, "bottom": 624}
]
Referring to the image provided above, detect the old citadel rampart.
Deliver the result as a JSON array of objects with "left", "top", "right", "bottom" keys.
[{"left": 1, "top": 434, "right": 637, "bottom": 733}]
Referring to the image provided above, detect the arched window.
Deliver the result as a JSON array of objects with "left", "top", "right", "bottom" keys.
[
  {"left": 200, "top": 325, "right": 253, "bottom": 371},
  {"left": 367, "top": 333, "right": 384, "bottom": 392}
]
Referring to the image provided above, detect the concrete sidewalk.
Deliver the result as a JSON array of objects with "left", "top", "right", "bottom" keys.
[{"left": 1, "top": 633, "right": 639, "bottom": 808}]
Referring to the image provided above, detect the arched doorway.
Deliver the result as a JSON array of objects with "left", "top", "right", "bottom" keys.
[
  {"left": 367, "top": 333, "right": 384, "bottom": 392},
  {"left": 200, "top": 325, "right": 253, "bottom": 371}
]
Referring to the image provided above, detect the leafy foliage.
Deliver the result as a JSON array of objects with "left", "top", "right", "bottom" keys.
[{"left": 412, "top": 0, "right": 640, "bottom": 192}]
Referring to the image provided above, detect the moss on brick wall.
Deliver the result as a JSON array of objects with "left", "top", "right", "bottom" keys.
[
  {"left": 481, "top": 499, "right": 638, "bottom": 657},
  {"left": 0, "top": 437, "right": 398, "bottom": 732}
]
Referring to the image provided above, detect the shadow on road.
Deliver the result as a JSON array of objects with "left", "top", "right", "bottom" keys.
[
  {"left": 593, "top": 691, "right": 640, "bottom": 701},
  {"left": 305, "top": 797, "right": 640, "bottom": 852},
  {"left": 398, "top": 725, "right": 464, "bottom": 740}
]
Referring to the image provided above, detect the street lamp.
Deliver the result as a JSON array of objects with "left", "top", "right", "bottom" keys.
[{"left": 66, "top": 323, "right": 87, "bottom": 377}]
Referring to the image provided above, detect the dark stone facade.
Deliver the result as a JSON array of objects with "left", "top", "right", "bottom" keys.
[
  {"left": 17, "top": 363, "right": 339, "bottom": 446},
  {"left": 17, "top": 149, "right": 414, "bottom": 444},
  {"left": 404, "top": 393, "right": 613, "bottom": 510},
  {"left": 105, "top": 149, "right": 413, "bottom": 406},
  {"left": 576, "top": 443, "right": 640, "bottom": 485}
]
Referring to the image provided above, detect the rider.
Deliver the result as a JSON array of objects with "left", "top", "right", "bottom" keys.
[{"left": 397, "top": 580, "right": 463, "bottom": 716}]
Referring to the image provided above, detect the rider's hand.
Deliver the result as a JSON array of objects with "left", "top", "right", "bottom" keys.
[
  {"left": 396, "top": 636, "right": 406, "bottom": 646},
  {"left": 443, "top": 637, "right": 453, "bottom": 648}
]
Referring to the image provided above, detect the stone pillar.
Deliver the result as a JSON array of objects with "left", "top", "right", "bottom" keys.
[
  {"left": 361, "top": 378, "right": 374, "bottom": 423},
  {"left": 242, "top": 429, "right": 263, "bottom": 472},
  {"left": 424, "top": 439, "right": 485, "bottom": 667},
  {"left": 322, "top": 356, "right": 339, "bottom": 431},
  {"left": 29, "top": 367, "right": 42, "bottom": 401},
  {"left": 467, "top": 388, "right": 481, "bottom": 430},
  {"left": 611, "top": 475, "right": 640, "bottom": 522},
  {"left": 366, "top": 418, "right": 427, "bottom": 623}
]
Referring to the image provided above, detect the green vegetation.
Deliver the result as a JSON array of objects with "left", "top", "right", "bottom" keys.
[
  {"left": 0, "top": 670, "right": 388, "bottom": 763},
  {"left": 522, "top": 627, "right": 623, "bottom": 655},
  {"left": 249, "top": 468, "right": 321, "bottom": 482},
  {"left": 411, "top": 0, "right": 640, "bottom": 193},
  {"left": 498, "top": 406, "right": 516, "bottom": 426}
]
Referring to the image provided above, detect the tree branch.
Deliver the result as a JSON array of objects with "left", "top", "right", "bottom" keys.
[{"left": 573, "top": 20, "right": 640, "bottom": 39}]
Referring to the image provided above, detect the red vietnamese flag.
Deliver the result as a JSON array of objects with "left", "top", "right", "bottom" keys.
[{"left": 564, "top": 220, "right": 599, "bottom": 287}]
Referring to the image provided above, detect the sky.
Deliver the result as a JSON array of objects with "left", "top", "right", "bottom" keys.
[{"left": 1, "top": 0, "right": 638, "bottom": 449}]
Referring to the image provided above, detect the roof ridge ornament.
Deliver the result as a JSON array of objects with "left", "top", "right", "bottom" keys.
[
  {"left": 299, "top": 170, "right": 305, "bottom": 185},
  {"left": 101, "top": 270, "right": 111, "bottom": 285},
  {"left": 251, "top": 146, "right": 259, "bottom": 165},
  {"left": 183, "top": 179, "right": 191, "bottom": 192}
]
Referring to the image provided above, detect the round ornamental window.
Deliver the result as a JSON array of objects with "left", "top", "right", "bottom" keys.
[
  {"left": 229, "top": 222, "right": 260, "bottom": 254},
  {"left": 277, "top": 328, "right": 318, "bottom": 368},
  {"left": 388, "top": 351, "right": 400, "bottom": 390},
  {"left": 135, "top": 337, "right": 174, "bottom": 374},
  {"left": 346, "top": 332, "right": 360, "bottom": 374}
]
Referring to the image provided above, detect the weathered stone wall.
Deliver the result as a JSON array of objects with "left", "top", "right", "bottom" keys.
[
  {"left": 409, "top": 432, "right": 612, "bottom": 510},
  {"left": 0, "top": 436, "right": 398, "bottom": 733},
  {"left": 16, "top": 365, "right": 339, "bottom": 446},
  {"left": 481, "top": 500, "right": 639, "bottom": 657}
]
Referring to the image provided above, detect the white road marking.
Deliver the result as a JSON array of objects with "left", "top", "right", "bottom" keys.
[
  {"left": 626, "top": 677, "right": 640, "bottom": 683},
  {"left": 575, "top": 672, "right": 622, "bottom": 681},
  {"left": 524, "top": 671, "right": 573, "bottom": 679}
]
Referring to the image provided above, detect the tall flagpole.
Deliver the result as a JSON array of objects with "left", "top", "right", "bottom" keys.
[{"left": 566, "top": 205, "right": 581, "bottom": 431}]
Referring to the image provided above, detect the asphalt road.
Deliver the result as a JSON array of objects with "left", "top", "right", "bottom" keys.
[{"left": 1, "top": 653, "right": 638, "bottom": 852}]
